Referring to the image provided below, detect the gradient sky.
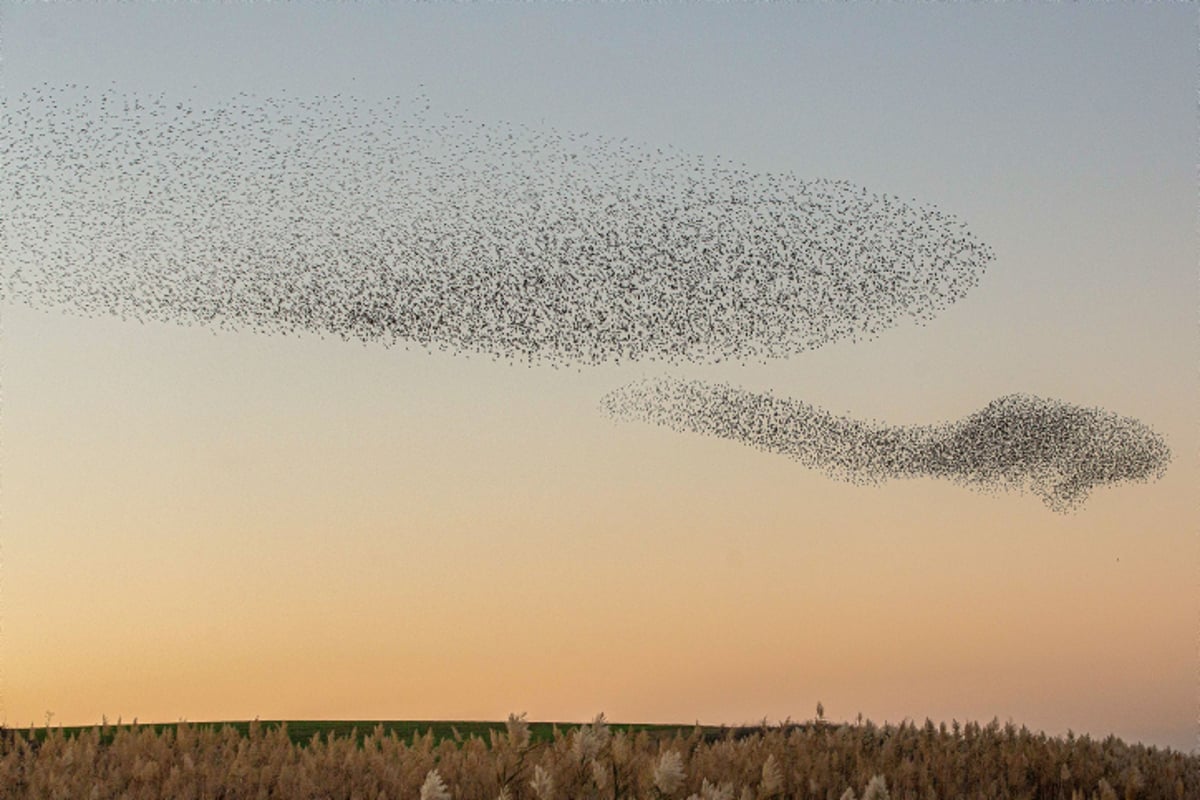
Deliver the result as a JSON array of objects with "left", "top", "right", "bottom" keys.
[{"left": 1, "top": 2, "right": 1195, "bottom": 754}]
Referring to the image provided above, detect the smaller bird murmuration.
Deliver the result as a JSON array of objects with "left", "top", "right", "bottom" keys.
[
  {"left": 1, "top": 85, "right": 993, "bottom": 367},
  {"left": 601, "top": 379, "right": 1171, "bottom": 512}
]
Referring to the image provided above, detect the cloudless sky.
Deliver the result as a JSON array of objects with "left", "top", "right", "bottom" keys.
[{"left": 1, "top": 2, "right": 1195, "bottom": 754}]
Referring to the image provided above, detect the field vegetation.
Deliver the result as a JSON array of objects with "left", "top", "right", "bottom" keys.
[{"left": 1, "top": 712, "right": 1195, "bottom": 799}]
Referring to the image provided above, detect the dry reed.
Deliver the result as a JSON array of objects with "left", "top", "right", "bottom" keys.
[{"left": 1, "top": 713, "right": 1195, "bottom": 799}]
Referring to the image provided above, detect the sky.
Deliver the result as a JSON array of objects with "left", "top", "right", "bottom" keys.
[{"left": 0, "top": 1, "right": 1195, "bottom": 755}]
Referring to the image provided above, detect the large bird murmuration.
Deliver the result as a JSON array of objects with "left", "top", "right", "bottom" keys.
[
  {"left": 601, "top": 379, "right": 1170, "bottom": 512},
  {"left": 1, "top": 85, "right": 992, "bottom": 366}
]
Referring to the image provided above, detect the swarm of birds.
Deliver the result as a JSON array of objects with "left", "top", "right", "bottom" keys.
[
  {"left": 1, "top": 84, "right": 1168, "bottom": 510},
  {"left": 1, "top": 84, "right": 991, "bottom": 365},
  {"left": 601, "top": 379, "right": 1171, "bottom": 512}
]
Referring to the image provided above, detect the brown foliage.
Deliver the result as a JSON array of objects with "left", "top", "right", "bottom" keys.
[{"left": 1, "top": 716, "right": 1195, "bottom": 800}]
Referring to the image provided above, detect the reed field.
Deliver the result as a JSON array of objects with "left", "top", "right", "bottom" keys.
[{"left": 1, "top": 713, "right": 1195, "bottom": 800}]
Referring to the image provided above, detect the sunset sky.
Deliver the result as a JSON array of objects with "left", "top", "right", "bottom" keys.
[{"left": 1, "top": 2, "right": 1194, "bottom": 754}]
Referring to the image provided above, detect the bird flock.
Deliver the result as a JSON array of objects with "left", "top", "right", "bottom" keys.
[
  {"left": 601, "top": 379, "right": 1171, "bottom": 513},
  {"left": 0, "top": 84, "right": 1169, "bottom": 510},
  {"left": 2, "top": 84, "right": 989, "bottom": 365}
]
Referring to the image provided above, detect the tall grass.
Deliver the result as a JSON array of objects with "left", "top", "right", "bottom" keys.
[{"left": 1, "top": 713, "right": 1195, "bottom": 799}]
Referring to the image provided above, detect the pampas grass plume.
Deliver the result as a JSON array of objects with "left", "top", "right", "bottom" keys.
[
  {"left": 530, "top": 764, "right": 554, "bottom": 800},
  {"left": 420, "top": 769, "right": 451, "bottom": 800},
  {"left": 862, "top": 774, "right": 890, "bottom": 800},
  {"left": 654, "top": 749, "right": 687, "bottom": 795},
  {"left": 760, "top": 753, "right": 783, "bottom": 796},
  {"left": 505, "top": 713, "right": 531, "bottom": 750}
]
